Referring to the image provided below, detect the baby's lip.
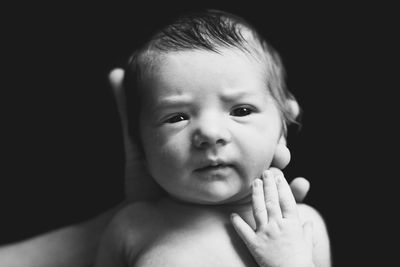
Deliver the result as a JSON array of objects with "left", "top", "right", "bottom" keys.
[{"left": 195, "top": 159, "right": 232, "bottom": 171}]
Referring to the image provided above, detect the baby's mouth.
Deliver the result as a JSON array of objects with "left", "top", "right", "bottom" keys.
[
  {"left": 197, "top": 163, "right": 229, "bottom": 171},
  {"left": 194, "top": 160, "right": 236, "bottom": 173}
]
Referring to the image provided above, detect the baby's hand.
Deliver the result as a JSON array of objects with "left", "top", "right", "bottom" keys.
[{"left": 231, "top": 171, "right": 314, "bottom": 267}]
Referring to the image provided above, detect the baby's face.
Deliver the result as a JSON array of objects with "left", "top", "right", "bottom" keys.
[{"left": 138, "top": 49, "right": 282, "bottom": 204}]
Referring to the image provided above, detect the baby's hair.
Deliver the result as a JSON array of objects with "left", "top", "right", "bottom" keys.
[{"left": 124, "top": 9, "right": 300, "bottom": 146}]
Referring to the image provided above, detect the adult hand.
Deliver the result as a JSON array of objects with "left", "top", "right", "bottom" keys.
[
  {"left": 109, "top": 69, "right": 164, "bottom": 202},
  {"left": 108, "top": 68, "right": 310, "bottom": 203}
]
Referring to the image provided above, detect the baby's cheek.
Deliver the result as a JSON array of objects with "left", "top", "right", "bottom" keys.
[
  {"left": 147, "top": 142, "right": 187, "bottom": 176},
  {"left": 245, "top": 141, "right": 275, "bottom": 177}
]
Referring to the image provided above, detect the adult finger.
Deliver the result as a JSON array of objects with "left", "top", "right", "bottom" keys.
[
  {"left": 109, "top": 68, "right": 125, "bottom": 96},
  {"left": 108, "top": 68, "right": 127, "bottom": 124},
  {"left": 108, "top": 68, "right": 132, "bottom": 155},
  {"left": 290, "top": 177, "right": 310, "bottom": 203},
  {"left": 268, "top": 167, "right": 310, "bottom": 203},
  {"left": 271, "top": 143, "right": 291, "bottom": 169}
]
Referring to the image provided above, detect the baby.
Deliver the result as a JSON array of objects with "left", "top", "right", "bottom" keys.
[{"left": 95, "top": 9, "right": 330, "bottom": 267}]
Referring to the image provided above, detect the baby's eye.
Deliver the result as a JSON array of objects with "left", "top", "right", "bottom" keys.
[
  {"left": 230, "top": 107, "right": 253, "bottom": 117},
  {"left": 164, "top": 114, "right": 188, "bottom": 124}
]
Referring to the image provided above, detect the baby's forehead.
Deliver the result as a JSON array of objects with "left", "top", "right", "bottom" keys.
[
  {"left": 137, "top": 48, "right": 272, "bottom": 104},
  {"left": 142, "top": 48, "right": 269, "bottom": 81}
]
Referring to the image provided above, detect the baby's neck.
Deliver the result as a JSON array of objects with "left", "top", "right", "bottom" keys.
[{"left": 161, "top": 194, "right": 254, "bottom": 220}]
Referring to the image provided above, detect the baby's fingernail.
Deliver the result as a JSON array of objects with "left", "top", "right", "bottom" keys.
[
  {"left": 264, "top": 170, "right": 272, "bottom": 179},
  {"left": 254, "top": 179, "right": 262, "bottom": 187},
  {"left": 231, "top": 213, "right": 239, "bottom": 219}
]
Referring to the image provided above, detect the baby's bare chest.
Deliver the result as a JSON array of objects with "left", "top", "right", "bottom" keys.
[{"left": 132, "top": 216, "right": 257, "bottom": 267}]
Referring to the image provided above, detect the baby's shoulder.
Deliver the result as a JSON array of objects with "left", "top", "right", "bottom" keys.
[
  {"left": 297, "top": 203, "right": 325, "bottom": 225},
  {"left": 297, "top": 203, "right": 329, "bottom": 241},
  {"left": 102, "top": 201, "right": 164, "bottom": 252},
  {"left": 96, "top": 202, "right": 166, "bottom": 266},
  {"left": 109, "top": 201, "right": 163, "bottom": 235}
]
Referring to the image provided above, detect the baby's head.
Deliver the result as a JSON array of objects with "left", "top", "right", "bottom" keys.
[{"left": 124, "top": 9, "right": 300, "bottom": 204}]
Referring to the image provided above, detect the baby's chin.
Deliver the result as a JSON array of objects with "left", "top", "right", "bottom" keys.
[{"left": 169, "top": 188, "right": 252, "bottom": 206}]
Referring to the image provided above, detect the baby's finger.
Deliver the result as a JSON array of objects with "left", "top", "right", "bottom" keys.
[
  {"left": 263, "top": 170, "right": 282, "bottom": 221},
  {"left": 231, "top": 213, "right": 256, "bottom": 247},
  {"left": 252, "top": 179, "right": 268, "bottom": 227},
  {"left": 268, "top": 167, "right": 283, "bottom": 177},
  {"left": 276, "top": 174, "right": 298, "bottom": 219}
]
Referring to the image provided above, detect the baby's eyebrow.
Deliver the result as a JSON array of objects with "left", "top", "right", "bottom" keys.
[
  {"left": 219, "top": 90, "right": 253, "bottom": 102},
  {"left": 152, "top": 96, "right": 193, "bottom": 112}
]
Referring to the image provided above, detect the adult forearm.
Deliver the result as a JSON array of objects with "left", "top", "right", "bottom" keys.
[{"left": 0, "top": 204, "right": 123, "bottom": 267}]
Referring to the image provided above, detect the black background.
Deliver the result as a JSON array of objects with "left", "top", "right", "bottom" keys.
[{"left": 1, "top": 2, "right": 395, "bottom": 266}]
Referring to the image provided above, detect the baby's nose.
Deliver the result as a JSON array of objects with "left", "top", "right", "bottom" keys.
[{"left": 191, "top": 116, "right": 231, "bottom": 149}]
